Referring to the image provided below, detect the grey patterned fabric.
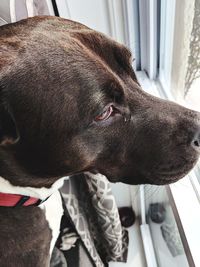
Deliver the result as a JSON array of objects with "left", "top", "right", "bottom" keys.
[{"left": 60, "top": 173, "right": 128, "bottom": 267}]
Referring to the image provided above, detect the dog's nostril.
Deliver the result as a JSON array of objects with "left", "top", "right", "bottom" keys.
[
  {"left": 192, "top": 132, "right": 200, "bottom": 151},
  {"left": 193, "top": 140, "right": 200, "bottom": 147}
]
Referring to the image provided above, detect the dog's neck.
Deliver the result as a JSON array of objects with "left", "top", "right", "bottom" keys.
[{"left": 0, "top": 176, "right": 66, "bottom": 200}]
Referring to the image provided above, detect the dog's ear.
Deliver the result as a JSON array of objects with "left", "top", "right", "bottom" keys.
[{"left": 0, "top": 103, "right": 19, "bottom": 146}]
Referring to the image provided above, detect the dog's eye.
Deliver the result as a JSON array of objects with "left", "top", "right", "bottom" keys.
[{"left": 95, "top": 105, "right": 114, "bottom": 121}]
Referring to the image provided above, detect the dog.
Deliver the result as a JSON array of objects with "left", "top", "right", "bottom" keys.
[{"left": 0, "top": 16, "right": 199, "bottom": 266}]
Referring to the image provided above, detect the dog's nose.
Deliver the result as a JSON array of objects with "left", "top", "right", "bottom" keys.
[{"left": 191, "top": 130, "right": 200, "bottom": 152}]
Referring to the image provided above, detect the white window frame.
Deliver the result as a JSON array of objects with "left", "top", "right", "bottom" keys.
[
  {"left": 158, "top": 0, "right": 176, "bottom": 100},
  {"left": 139, "top": 0, "right": 158, "bottom": 80},
  {"left": 168, "top": 176, "right": 200, "bottom": 267}
]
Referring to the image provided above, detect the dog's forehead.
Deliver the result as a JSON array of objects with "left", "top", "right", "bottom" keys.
[
  {"left": 0, "top": 17, "right": 139, "bottom": 121},
  {"left": 0, "top": 16, "right": 132, "bottom": 75}
]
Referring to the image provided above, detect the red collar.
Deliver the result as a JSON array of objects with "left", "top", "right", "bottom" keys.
[{"left": 0, "top": 193, "right": 45, "bottom": 207}]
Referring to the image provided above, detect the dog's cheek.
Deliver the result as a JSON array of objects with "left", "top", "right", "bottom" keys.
[
  {"left": 0, "top": 104, "right": 20, "bottom": 146},
  {"left": 66, "top": 136, "right": 104, "bottom": 171}
]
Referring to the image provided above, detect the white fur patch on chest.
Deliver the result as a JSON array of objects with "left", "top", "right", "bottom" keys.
[
  {"left": 0, "top": 176, "right": 67, "bottom": 199},
  {"left": 39, "top": 191, "right": 64, "bottom": 255},
  {"left": 0, "top": 175, "right": 69, "bottom": 258}
]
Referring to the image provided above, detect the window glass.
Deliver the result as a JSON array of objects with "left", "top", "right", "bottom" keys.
[
  {"left": 144, "top": 185, "right": 190, "bottom": 267},
  {"left": 184, "top": 0, "right": 200, "bottom": 112}
]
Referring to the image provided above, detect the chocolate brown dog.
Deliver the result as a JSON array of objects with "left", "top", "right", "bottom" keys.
[{"left": 0, "top": 16, "right": 199, "bottom": 266}]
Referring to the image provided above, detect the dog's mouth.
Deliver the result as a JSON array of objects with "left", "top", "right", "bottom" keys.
[
  {"left": 145, "top": 171, "right": 188, "bottom": 185},
  {"left": 117, "top": 171, "right": 187, "bottom": 185},
  {"left": 152, "top": 157, "right": 200, "bottom": 185},
  {"left": 105, "top": 157, "right": 199, "bottom": 185}
]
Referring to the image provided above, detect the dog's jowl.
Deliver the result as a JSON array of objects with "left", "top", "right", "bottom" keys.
[{"left": 0, "top": 16, "right": 200, "bottom": 266}]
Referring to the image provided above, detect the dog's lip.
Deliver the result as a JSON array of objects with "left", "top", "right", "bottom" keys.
[
  {"left": 98, "top": 157, "right": 199, "bottom": 185},
  {"left": 106, "top": 170, "right": 186, "bottom": 185},
  {"left": 157, "top": 170, "right": 188, "bottom": 177},
  {"left": 157, "top": 163, "right": 197, "bottom": 178},
  {"left": 145, "top": 169, "right": 189, "bottom": 185}
]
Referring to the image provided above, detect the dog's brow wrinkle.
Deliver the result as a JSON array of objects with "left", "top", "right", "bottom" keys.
[{"left": 93, "top": 91, "right": 104, "bottom": 104}]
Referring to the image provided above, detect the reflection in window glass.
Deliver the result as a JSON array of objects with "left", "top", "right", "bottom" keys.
[{"left": 144, "top": 185, "right": 189, "bottom": 267}]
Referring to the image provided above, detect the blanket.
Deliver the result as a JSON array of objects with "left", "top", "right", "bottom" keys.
[{"left": 51, "top": 173, "right": 128, "bottom": 267}]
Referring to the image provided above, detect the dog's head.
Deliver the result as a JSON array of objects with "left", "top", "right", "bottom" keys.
[{"left": 0, "top": 16, "right": 199, "bottom": 187}]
